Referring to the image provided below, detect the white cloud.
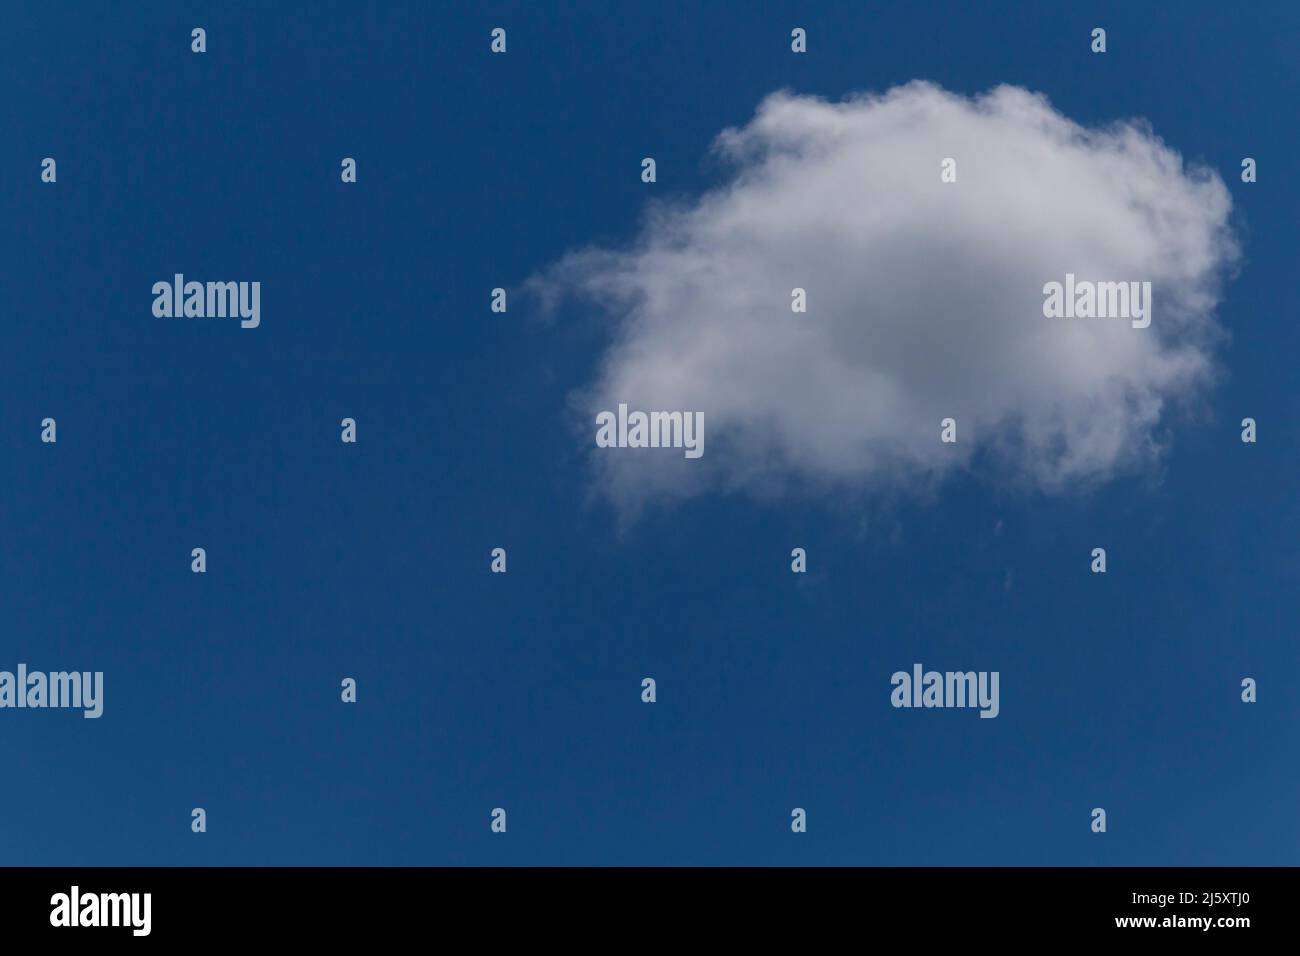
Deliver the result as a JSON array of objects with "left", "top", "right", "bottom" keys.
[{"left": 531, "top": 82, "right": 1239, "bottom": 511}]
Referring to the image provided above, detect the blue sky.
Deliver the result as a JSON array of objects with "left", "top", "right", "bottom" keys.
[{"left": 2, "top": 1, "right": 1297, "bottom": 865}]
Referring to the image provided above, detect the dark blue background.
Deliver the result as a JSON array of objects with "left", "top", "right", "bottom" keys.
[{"left": 2, "top": 1, "right": 1296, "bottom": 865}]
